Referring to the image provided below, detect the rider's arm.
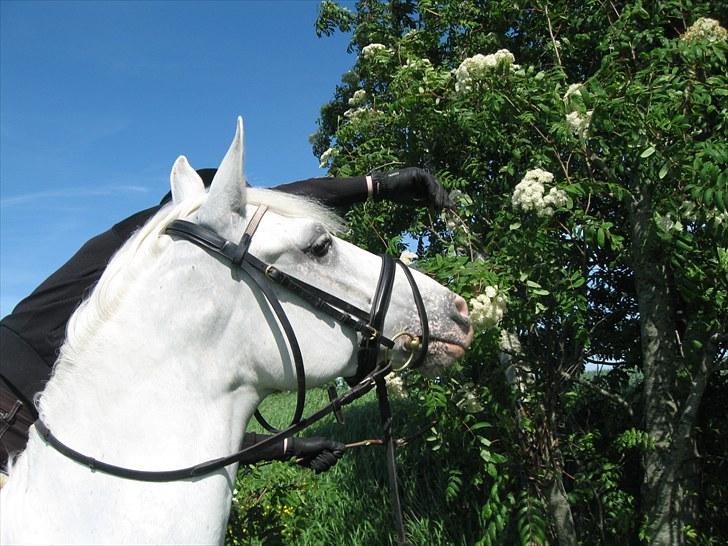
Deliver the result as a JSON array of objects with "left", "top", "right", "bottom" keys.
[
  {"left": 272, "top": 176, "right": 368, "bottom": 209},
  {"left": 273, "top": 168, "right": 453, "bottom": 210}
]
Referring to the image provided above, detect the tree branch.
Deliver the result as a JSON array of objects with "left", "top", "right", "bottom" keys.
[
  {"left": 560, "top": 370, "right": 634, "bottom": 419},
  {"left": 671, "top": 335, "right": 720, "bottom": 466}
]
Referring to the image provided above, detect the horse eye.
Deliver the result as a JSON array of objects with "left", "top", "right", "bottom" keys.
[{"left": 308, "top": 234, "right": 332, "bottom": 258}]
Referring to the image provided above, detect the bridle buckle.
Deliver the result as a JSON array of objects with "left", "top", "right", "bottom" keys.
[{"left": 365, "top": 324, "right": 380, "bottom": 340}]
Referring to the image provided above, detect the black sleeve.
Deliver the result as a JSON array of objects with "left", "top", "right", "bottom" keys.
[
  {"left": 272, "top": 176, "right": 368, "bottom": 209},
  {"left": 237, "top": 432, "right": 285, "bottom": 464},
  {"left": 0, "top": 206, "right": 161, "bottom": 370}
]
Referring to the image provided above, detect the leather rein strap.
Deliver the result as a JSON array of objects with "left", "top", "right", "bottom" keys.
[{"left": 34, "top": 364, "right": 390, "bottom": 482}]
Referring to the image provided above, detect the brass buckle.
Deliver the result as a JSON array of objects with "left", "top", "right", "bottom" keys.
[{"left": 365, "top": 324, "right": 380, "bottom": 340}]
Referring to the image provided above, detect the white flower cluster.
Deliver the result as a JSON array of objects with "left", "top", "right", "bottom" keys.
[
  {"left": 681, "top": 17, "right": 727, "bottom": 42},
  {"left": 403, "top": 57, "right": 433, "bottom": 70},
  {"left": 343, "top": 107, "right": 368, "bottom": 119},
  {"left": 318, "top": 147, "right": 336, "bottom": 169},
  {"left": 361, "top": 43, "right": 390, "bottom": 59},
  {"left": 566, "top": 110, "right": 593, "bottom": 137},
  {"left": 563, "top": 83, "right": 593, "bottom": 138},
  {"left": 385, "top": 374, "right": 407, "bottom": 398},
  {"left": 454, "top": 49, "right": 517, "bottom": 93},
  {"left": 469, "top": 286, "right": 507, "bottom": 331},
  {"left": 512, "top": 168, "right": 568, "bottom": 217},
  {"left": 348, "top": 89, "right": 367, "bottom": 106},
  {"left": 399, "top": 250, "right": 417, "bottom": 265}
]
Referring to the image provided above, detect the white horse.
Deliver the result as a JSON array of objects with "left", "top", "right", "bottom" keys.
[{"left": 0, "top": 118, "right": 472, "bottom": 545}]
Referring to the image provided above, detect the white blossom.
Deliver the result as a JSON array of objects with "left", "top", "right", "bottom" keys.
[
  {"left": 563, "top": 82, "right": 592, "bottom": 138},
  {"left": 361, "top": 43, "right": 389, "bottom": 59},
  {"left": 403, "top": 57, "right": 432, "bottom": 69},
  {"left": 681, "top": 17, "right": 728, "bottom": 42},
  {"left": 343, "top": 107, "right": 368, "bottom": 119},
  {"left": 399, "top": 250, "right": 417, "bottom": 265},
  {"left": 469, "top": 286, "right": 507, "bottom": 331},
  {"left": 348, "top": 89, "right": 367, "bottom": 106},
  {"left": 318, "top": 147, "right": 336, "bottom": 168},
  {"left": 544, "top": 187, "right": 568, "bottom": 208},
  {"left": 455, "top": 49, "right": 517, "bottom": 93},
  {"left": 512, "top": 177, "right": 545, "bottom": 213},
  {"left": 512, "top": 168, "right": 568, "bottom": 217},
  {"left": 512, "top": 169, "right": 567, "bottom": 217},
  {"left": 565, "top": 110, "right": 593, "bottom": 138},
  {"left": 385, "top": 374, "right": 407, "bottom": 398},
  {"left": 563, "top": 83, "right": 583, "bottom": 104}
]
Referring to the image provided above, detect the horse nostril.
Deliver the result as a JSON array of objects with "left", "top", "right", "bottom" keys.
[
  {"left": 451, "top": 295, "right": 470, "bottom": 328},
  {"left": 454, "top": 295, "right": 469, "bottom": 318}
]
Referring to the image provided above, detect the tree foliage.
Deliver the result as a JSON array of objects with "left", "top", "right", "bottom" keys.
[{"left": 311, "top": 1, "right": 728, "bottom": 544}]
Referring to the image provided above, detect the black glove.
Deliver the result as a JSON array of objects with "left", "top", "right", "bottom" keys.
[
  {"left": 373, "top": 167, "right": 453, "bottom": 210},
  {"left": 286, "top": 436, "right": 346, "bottom": 473}
]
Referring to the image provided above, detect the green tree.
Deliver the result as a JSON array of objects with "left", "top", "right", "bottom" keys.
[{"left": 313, "top": 1, "right": 728, "bottom": 544}]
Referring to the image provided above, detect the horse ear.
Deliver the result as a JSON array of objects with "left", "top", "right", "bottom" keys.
[
  {"left": 170, "top": 156, "right": 205, "bottom": 205},
  {"left": 198, "top": 117, "right": 247, "bottom": 228}
]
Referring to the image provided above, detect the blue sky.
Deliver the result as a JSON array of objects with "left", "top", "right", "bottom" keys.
[{"left": 0, "top": 0, "right": 355, "bottom": 316}]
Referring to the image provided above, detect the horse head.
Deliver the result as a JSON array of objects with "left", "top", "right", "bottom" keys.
[{"left": 167, "top": 117, "right": 473, "bottom": 395}]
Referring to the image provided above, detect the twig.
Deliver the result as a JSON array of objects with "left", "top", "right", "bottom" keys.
[{"left": 543, "top": 3, "right": 563, "bottom": 69}]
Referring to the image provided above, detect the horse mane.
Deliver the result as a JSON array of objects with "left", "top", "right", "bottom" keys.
[{"left": 46, "top": 187, "right": 345, "bottom": 406}]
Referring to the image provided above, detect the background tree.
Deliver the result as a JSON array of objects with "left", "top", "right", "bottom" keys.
[{"left": 309, "top": 1, "right": 728, "bottom": 545}]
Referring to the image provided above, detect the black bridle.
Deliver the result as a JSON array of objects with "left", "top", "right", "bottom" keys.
[{"left": 33, "top": 205, "right": 429, "bottom": 545}]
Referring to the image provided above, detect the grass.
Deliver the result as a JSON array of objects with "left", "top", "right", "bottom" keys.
[{"left": 225, "top": 385, "right": 467, "bottom": 546}]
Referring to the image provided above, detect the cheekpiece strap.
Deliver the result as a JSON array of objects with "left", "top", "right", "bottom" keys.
[{"left": 231, "top": 205, "right": 268, "bottom": 266}]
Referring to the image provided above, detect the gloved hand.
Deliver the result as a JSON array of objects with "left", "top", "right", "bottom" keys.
[
  {"left": 373, "top": 167, "right": 453, "bottom": 210},
  {"left": 286, "top": 436, "right": 346, "bottom": 473}
]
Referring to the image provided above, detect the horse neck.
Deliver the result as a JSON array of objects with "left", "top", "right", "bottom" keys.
[
  {"left": 40, "top": 262, "right": 265, "bottom": 464},
  {"left": 6, "top": 261, "right": 267, "bottom": 544}
]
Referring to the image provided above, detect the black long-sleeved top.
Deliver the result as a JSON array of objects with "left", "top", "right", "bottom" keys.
[{"left": 0, "top": 170, "right": 367, "bottom": 407}]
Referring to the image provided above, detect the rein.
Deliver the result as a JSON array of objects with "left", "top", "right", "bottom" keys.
[
  {"left": 34, "top": 363, "right": 390, "bottom": 482},
  {"left": 33, "top": 205, "right": 428, "bottom": 545}
]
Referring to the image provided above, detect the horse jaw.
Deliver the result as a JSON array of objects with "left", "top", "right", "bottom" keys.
[{"left": 197, "top": 116, "right": 248, "bottom": 239}]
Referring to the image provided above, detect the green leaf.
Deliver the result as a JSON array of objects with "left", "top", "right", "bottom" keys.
[
  {"left": 640, "top": 146, "right": 656, "bottom": 158},
  {"left": 658, "top": 162, "right": 668, "bottom": 179},
  {"left": 716, "top": 191, "right": 726, "bottom": 212},
  {"left": 597, "top": 227, "right": 606, "bottom": 248}
]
